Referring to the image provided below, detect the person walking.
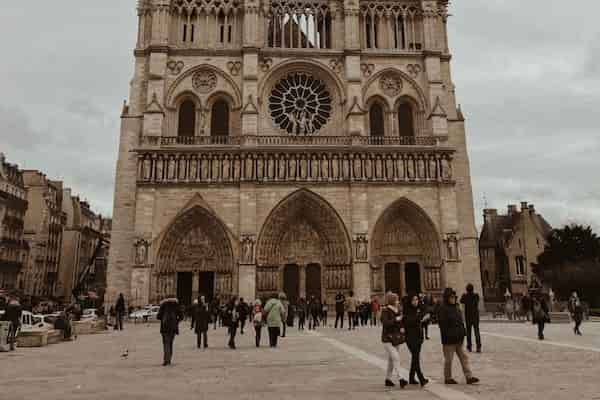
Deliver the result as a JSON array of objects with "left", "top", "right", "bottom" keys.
[
  {"left": 403, "top": 294, "right": 429, "bottom": 387},
  {"left": 421, "top": 295, "right": 433, "bottom": 340},
  {"left": 460, "top": 283, "right": 482, "bottom": 353},
  {"left": 264, "top": 293, "right": 285, "bottom": 347},
  {"left": 532, "top": 295, "right": 550, "bottom": 340},
  {"left": 114, "top": 293, "right": 126, "bottom": 331},
  {"left": 210, "top": 298, "right": 220, "bottom": 330},
  {"left": 2, "top": 295, "right": 22, "bottom": 351},
  {"left": 225, "top": 297, "right": 240, "bottom": 349},
  {"left": 309, "top": 296, "right": 321, "bottom": 330},
  {"left": 280, "top": 294, "right": 289, "bottom": 337},
  {"left": 521, "top": 294, "right": 532, "bottom": 322},
  {"left": 321, "top": 300, "right": 328, "bottom": 327},
  {"left": 438, "top": 288, "right": 479, "bottom": 385},
  {"left": 297, "top": 298, "right": 307, "bottom": 331},
  {"left": 334, "top": 292, "right": 345, "bottom": 329},
  {"left": 237, "top": 298, "right": 249, "bottom": 335},
  {"left": 381, "top": 292, "right": 409, "bottom": 388},
  {"left": 157, "top": 296, "right": 183, "bottom": 366},
  {"left": 505, "top": 297, "right": 515, "bottom": 321},
  {"left": 251, "top": 299, "right": 264, "bottom": 347},
  {"left": 193, "top": 296, "right": 210, "bottom": 348},
  {"left": 346, "top": 291, "right": 357, "bottom": 330},
  {"left": 371, "top": 296, "right": 381, "bottom": 326},
  {"left": 568, "top": 292, "right": 584, "bottom": 335}
]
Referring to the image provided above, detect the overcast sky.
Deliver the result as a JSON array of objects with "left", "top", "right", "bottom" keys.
[{"left": 0, "top": 1, "right": 598, "bottom": 231}]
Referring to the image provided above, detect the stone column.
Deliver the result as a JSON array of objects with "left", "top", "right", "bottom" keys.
[
  {"left": 238, "top": 184, "right": 257, "bottom": 300},
  {"left": 299, "top": 265, "right": 306, "bottom": 299},
  {"left": 192, "top": 271, "right": 199, "bottom": 299}
]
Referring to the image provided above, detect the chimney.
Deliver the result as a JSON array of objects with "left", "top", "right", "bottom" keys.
[
  {"left": 507, "top": 204, "right": 517, "bottom": 216},
  {"left": 520, "top": 201, "right": 528, "bottom": 212},
  {"left": 483, "top": 209, "right": 498, "bottom": 226}
]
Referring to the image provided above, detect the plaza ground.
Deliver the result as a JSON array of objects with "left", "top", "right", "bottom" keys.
[{"left": 1, "top": 321, "right": 599, "bottom": 400}]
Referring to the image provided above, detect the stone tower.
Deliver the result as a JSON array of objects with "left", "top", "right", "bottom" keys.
[{"left": 106, "top": 0, "right": 482, "bottom": 308}]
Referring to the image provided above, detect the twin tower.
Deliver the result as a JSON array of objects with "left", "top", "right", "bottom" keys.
[{"left": 106, "top": 0, "right": 482, "bottom": 308}]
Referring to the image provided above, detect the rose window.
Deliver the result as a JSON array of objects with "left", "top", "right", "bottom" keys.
[{"left": 269, "top": 72, "right": 332, "bottom": 135}]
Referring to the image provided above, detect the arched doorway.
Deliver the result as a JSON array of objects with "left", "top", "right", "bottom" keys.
[
  {"left": 154, "top": 206, "right": 235, "bottom": 305},
  {"left": 255, "top": 189, "right": 352, "bottom": 304},
  {"left": 371, "top": 198, "right": 442, "bottom": 297}
]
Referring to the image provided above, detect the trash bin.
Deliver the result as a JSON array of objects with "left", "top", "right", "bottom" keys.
[{"left": 0, "top": 321, "right": 11, "bottom": 352}]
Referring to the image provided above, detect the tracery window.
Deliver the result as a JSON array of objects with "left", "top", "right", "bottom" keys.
[
  {"left": 269, "top": 72, "right": 332, "bottom": 135},
  {"left": 178, "top": 100, "right": 196, "bottom": 137},
  {"left": 171, "top": 0, "right": 241, "bottom": 47},
  {"left": 267, "top": 0, "right": 332, "bottom": 49}
]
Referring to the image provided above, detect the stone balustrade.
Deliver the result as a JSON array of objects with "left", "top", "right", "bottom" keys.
[
  {"left": 139, "top": 135, "right": 440, "bottom": 147},
  {"left": 136, "top": 148, "right": 454, "bottom": 185}
]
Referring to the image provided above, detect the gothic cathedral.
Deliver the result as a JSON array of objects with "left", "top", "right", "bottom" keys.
[{"left": 107, "top": 0, "right": 482, "bottom": 307}]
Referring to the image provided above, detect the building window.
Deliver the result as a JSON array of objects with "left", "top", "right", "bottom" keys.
[
  {"left": 515, "top": 256, "right": 526, "bottom": 276},
  {"left": 211, "top": 99, "right": 230, "bottom": 137},
  {"left": 369, "top": 102, "right": 385, "bottom": 136},
  {"left": 398, "top": 103, "right": 415, "bottom": 137},
  {"left": 177, "top": 100, "right": 196, "bottom": 137}
]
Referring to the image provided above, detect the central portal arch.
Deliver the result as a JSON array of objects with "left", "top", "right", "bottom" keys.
[
  {"left": 153, "top": 205, "right": 235, "bottom": 305},
  {"left": 255, "top": 189, "right": 352, "bottom": 304}
]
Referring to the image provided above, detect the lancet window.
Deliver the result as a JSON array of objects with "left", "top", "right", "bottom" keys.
[
  {"left": 266, "top": 0, "right": 333, "bottom": 49},
  {"left": 171, "top": 0, "right": 242, "bottom": 47},
  {"left": 359, "top": 3, "right": 423, "bottom": 51}
]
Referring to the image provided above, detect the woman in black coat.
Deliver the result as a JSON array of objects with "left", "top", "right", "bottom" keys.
[
  {"left": 193, "top": 296, "right": 210, "bottom": 348},
  {"left": 403, "top": 294, "right": 429, "bottom": 386}
]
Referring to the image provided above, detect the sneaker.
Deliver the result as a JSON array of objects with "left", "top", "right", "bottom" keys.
[
  {"left": 420, "top": 378, "right": 429, "bottom": 387},
  {"left": 445, "top": 379, "right": 458, "bottom": 384},
  {"left": 409, "top": 379, "right": 419, "bottom": 385},
  {"left": 385, "top": 379, "right": 395, "bottom": 387},
  {"left": 467, "top": 377, "right": 480, "bottom": 385},
  {"left": 399, "top": 379, "right": 408, "bottom": 388},
  {"left": 466, "top": 346, "right": 472, "bottom": 352}
]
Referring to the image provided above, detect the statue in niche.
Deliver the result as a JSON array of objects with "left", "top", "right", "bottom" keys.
[
  {"left": 256, "top": 156, "right": 264, "bottom": 180},
  {"left": 201, "top": 157, "right": 210, "bottom": 180},
  {"left": 407, "top": 157, "right": 414, "bottom": 180},
  {"left": 211, "top": 155, "right": 220, "bottom": 181},
  {"left": 446, "top": 234, "right": 459, "bottom": 260},
  {"left": 135, "top": 239, "right": 149, "bottom": 265},
  {"left": 429, "top": 157, "right": 438, "bottom": 180},
  {"left": 441, "top": 157, "right": 452, "bottom": 180},
  {"left": 300, "top": 155, "right": 308, "bottom": 179},
  {"left": 241, "top": 236, "right": 255, "bottom": 264},
  {"left": 245, "top": 155, "right": 254, "bottom": 180},
  {"left": 310, "top": 155, "right": 319, "bottom": 180},
  {"left": 143, "top": 157, "right": 152, "bottom": 180},
  {"left": 342, "top": 156, "right": 350, "bottom": 180},
  {"left": 364, "top": 156, "right": 372, "bottom": 180},
  {"left": 354, "top": 235, "right": 368, "bottom": 261},
  {"left": 222, "top": 155, "right": 231, "bottom": 181},
  {"left": 321, "top": 154, "right": 329, "bottom": 180},
  {"left": 278, "top": 156, "right": 286, "bottom": 180},
  {"left": 155, "top": 157, "right": 164, "bottom": 181},
  {"left": 233, "top": 156, "right": 241, "bottom": 181},
  {"left": 289, "top": 155, "right": 297, "bottom": 179},
  {"left": 386, "top": 156, "right": 394, "bottom": 180},
  {"left": 267, "top": 156, "right": 275, "bottom": 180},
  {"left": 353, "top": 156, "right": 362, "bottom": 180},
  {"left": 331, "top": 155, "right": 339, "bottom": 180},
  {"left": 370, "top": 264, "right": 382, "bottom": 291},
  {"left": 375, "top": 156, "right": 383, "bottom": 180},
  {"left": 417, "top": 158, "right": 425, "bottom": 179}
]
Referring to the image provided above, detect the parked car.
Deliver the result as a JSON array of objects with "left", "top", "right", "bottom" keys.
[
  {"left": 81, "top": 308, "right": 99, "bottom": 321},
  {"left": 129, "top": 305, "right": 159, "bottom": 322}
]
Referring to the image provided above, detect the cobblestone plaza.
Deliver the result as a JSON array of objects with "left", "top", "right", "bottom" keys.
[{"left": 2, "top": 322, "right": 599, "bottom": 400}]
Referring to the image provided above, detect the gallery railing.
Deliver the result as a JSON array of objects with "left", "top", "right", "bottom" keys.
[{"left": 139, "top": 135, "right": 440, "bottom": 147}]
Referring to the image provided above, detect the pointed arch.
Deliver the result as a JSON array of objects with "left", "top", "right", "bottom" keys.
[
  {"left": 371, "top": 198, "right": 442, "bottom": 268},
  {"left": 256, "top": 189, "right": 352, "bottom": 267},
  {"left": 156, "top": 205, "right": 235, "bottom": 275}
]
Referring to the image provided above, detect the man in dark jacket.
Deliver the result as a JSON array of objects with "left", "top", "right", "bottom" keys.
[
  {"left": 237, "top": 298, "right": 249, "bottom": 335},
  {"left": 193, "top": 296, "right": 210, "bottom": 348},
  {"left": 2, "top": 296, "right": 22, "bottom": 351},
  {"left": 460, "top": 283, "right": 481, "bottom": 353},
  {"left": 438, "top": 288, "right": 479, "bottom": 385},
  {"left": 334, "top": 292, "right": 345, "bottom": 329},
  {"left": 157, "top": 296, "right": 184, "bottom": 366},
  {"left": 115, "top": 293, "right": 126, "bottom": 331}
]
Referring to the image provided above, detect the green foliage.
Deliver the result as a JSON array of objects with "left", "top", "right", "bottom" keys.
[{"left": 534, "top": 224, "right": 600, "bottom": 306}]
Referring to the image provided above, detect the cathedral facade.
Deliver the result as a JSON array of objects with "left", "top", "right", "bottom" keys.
[{"left": 106, "top": 0, "right": 482, "bottom": 307}]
